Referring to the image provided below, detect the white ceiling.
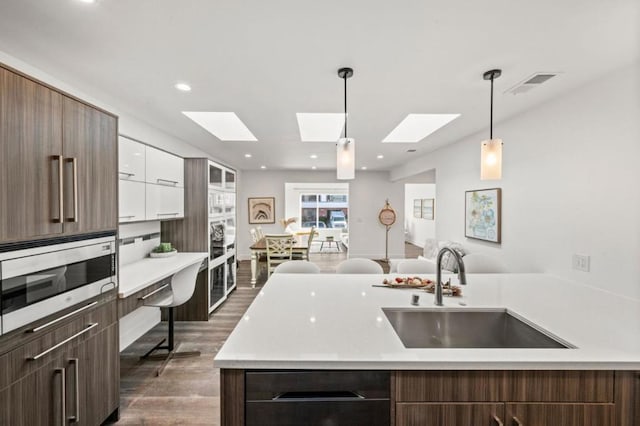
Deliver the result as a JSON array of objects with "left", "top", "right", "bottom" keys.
[{"left": 0, "top": 0, "right": 637, "bottom": 171}]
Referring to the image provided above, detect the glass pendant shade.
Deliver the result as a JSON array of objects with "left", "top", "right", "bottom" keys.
[
  {"left": 336, "top": 137, "right": 355, "bottom": 180},
  {"left": 481, "top": 138, "right": 502, "bottom": 180}
]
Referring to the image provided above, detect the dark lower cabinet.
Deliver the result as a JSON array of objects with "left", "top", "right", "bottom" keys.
[
  {"left": 0, "top": 297, "right": 119, "bottom": 426},
  {"left": 506, "top": 403, "right": 615, "bottom": 426},
  {"left": 395, "top": 403, "right": 504, "bottom": 426}
]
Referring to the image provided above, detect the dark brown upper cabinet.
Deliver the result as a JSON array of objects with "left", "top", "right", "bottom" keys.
[{"left": 0, "top": 65, "right": 117, "bottom": 243}]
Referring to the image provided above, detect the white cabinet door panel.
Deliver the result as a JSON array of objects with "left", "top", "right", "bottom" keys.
[
  {"left": 145, "top": 146, "right": 184, "bottom": 187},
  {"left": 145, "top": 184, "right": 184, "bottom": 220},
  {"left": 118, "top": 137, "right": 145, "bottom": 182},
  {"left": 119, "top": 180, "right": 146, "bottom": 222}
]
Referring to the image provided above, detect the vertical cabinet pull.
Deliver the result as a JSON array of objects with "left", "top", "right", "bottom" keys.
[
  {"left": 69, "top": 358, "right": 80, "bottom": 423},
  {"left": 66, "top": 157, "right": 78, "bottom": 222},
  {"left": 53, "top": 155, "right": 64, "bottom": 223},
  {"left": 512, "top": 416, "right": 523, "bottom": 426},
  {"left": 492, "top": 414, "right": 504, "bottom": 426},
  {"left": 54, "top": 368, "right": 66, "bottom": 426}
]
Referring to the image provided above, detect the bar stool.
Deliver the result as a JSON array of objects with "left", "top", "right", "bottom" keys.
[{"left": 140, "top": 261, "right": 202, "bottom": 376}]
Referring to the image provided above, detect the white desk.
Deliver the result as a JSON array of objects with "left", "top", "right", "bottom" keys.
[{"left": 118, "top": 252, "right": 208, "bottom": 298}]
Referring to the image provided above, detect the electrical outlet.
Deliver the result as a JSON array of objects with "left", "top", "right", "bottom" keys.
[{"left": 572, "top": 254, "right": 590, "bottom": 272}]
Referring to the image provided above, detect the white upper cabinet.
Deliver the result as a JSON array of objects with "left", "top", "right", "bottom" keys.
[
  {"left": 145, "top": 184, "right": 184, "bottom": 220},
  {"left": 146, "top": 146, "right": 184, "bottom": 187},
  {"left": 118, "top": 137, "right": 145, "bottom": 182},
  {"left": 119, "top": 180, "right": 145, "bottom": 222}
]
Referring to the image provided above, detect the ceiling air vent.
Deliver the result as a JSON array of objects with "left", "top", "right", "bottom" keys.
[{"left": 505, "top": 72, "right": 560, "bottom": 95}]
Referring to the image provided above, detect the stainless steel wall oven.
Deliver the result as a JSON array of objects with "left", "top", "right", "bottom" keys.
[{"left": 0, "top": 234, "right": 116, "bottom": 334}]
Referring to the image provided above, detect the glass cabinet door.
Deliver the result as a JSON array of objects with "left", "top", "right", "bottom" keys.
[
  {"left": 209, "top": 163, "right": 223, "bottom": 188},
  {"left": 209, "top": 191, "right": 225, "bottom": 217},
  {"left": 224, "top": 170, "right": 235, "bottom": 191},
  {"left": 209, "top": 262, "right": 226, "bottom": 311},
  {"left": 224, "top": 192, "right": 235, "bottom": 216},
  {"left": 226, "top": 255, "right": 236, "bottom": 293}
]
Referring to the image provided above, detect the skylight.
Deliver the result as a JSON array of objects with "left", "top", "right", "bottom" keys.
[
  {"left": 382, "top": 113, "right": 460, "bottom": 143},
  {"left": 296, "top": 113, "right": 345, "bottom": 142},
  {"left": 182, "top": 112, "right": 257, "bottom": 141}
]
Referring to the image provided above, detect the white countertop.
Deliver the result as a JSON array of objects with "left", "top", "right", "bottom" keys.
[
  {"left": 118, "top": 252, "right": 208, "bottom": 298},
  {"left": 214, "top": 273, "right": 640, "bottom": 370}
]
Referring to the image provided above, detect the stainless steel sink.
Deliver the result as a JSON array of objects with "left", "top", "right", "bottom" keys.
[{"left": 382, "top": 308, "right": 573, "bottom": 349}]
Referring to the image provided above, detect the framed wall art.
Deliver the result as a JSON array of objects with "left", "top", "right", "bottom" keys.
[
  {"left": 413, "top": 199, "right": 422, "bottom": 218},
  {"left": 465, "top": 188, "right": 501, "bottom": 243},
  {"left": 421, "top": 198, "right": 434, "bottom": 220},
  {"left": 248, "top": 197, "right": 275, "bottom": 224}
]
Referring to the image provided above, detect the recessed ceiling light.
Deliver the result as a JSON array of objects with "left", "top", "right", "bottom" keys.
[
  {"left": 77, "top": 0, "right": 96, "bottom": 3},
  {"left": 244, "top": 153, "right": 252, "bottom": 158},
  {"left": 296, "top": 113, "right": 345, "bottom": 142},
  {"left": 383, "top": 113, "right": 460, "bottom": 143},
  {"left": 311, "top": 166, "right": 317, "bottom": 170},
  {"left": 376, "top": 154, "right": 384, "bottom": 159},
  {"left": 361, "top": 166, "right": 367, "bottom": 170},
  {"left": 260, "top": 165, "right": 266, "bottom": 169},
  {"left": 174, "top": 82, "right": 192, "bottom": 92},
  {"left": 182, "top": 112, "right": 257, "bottom": 141},
  {"left": 310, "top": 154, "right": 318, "bottom": 159}
]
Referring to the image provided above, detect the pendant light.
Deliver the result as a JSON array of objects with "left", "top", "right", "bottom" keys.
[
  {"left": 337, "top": 67, "right": 355, "bottom": 180},
  {"left": 481, "top": 69, "right": 503, "bottom": 180}
]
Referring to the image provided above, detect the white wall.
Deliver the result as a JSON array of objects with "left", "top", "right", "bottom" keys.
[
  {"left": 391, "top": 63, "right": 640, "bottom": 300},
  {"left": 404, "top": 184, "right": 436, "bottom": 247},
  {"left": 238, "top": 170, "right": 405, "bottom": 260}
]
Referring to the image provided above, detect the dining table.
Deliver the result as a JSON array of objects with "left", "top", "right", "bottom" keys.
[{"left": 249, "top": 236, "right": 308, "bottom": 287}]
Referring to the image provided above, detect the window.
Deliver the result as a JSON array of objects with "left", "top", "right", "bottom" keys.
[{"left": 300, "top": 193, "right": 348, "bottom": 229}]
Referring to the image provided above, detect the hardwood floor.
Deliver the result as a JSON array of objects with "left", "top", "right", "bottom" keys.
[{"left": 110, "top": 243, "right": 420, "bottom": 424}]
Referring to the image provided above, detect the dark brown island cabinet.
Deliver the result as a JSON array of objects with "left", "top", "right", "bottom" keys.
[
  {"left": 221, "top": 369, "right": 640, "bottom": 426},
  {"left": 0, "top": 63, "right": 120, "bottom": 425}
]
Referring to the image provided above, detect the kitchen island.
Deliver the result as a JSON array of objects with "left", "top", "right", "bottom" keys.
[{"left": 214, "top": 273, "right": 640, "bottom": 425}]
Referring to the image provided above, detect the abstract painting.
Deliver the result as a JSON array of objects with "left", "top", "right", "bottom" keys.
[
  {"left": 465, "top": 188, "right": 501, "bottom": 243},
  {"left": 422, "top": 198, "right": 434, "bottom": 220},
  {"left": 248, "top": 197, "right": 275, "bottom": 224}
]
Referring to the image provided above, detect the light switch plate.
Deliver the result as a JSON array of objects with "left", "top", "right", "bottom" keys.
[{"left": 572, "top": 254, "right": 590, "bottom": 272}]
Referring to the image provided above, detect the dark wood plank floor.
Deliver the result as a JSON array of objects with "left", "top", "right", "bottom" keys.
[{"left": 110, "top": 243, "right": 420, "bottom": 424}]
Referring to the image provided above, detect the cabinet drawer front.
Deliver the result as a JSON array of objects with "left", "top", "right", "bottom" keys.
[
  {"left": 246, "top": 370, "right": 390, "bottom": 400},
  {"left": 84, "top": 299, "right": 117, "bottom": 334},
  {"left": 396, "top": 403, "right": 504, "bottom": 426},
  {"left": 507, "top": 371, "right": 614, "bottom": 402},
  {"left": 145, "top": 146, "right": 184, "bottom": 187},
  {"left": 506, "top": 403, "right": 615, "bottom": 426},
  {"left": 246, "top": 400, "right": 390, "bottom": 426},
  {"left": 119, "top": 180, "right": 146, "bottom": 222},
  {"left": 118, "top": 136, "right": 145, "bottom": 182},
  {"left": 395, "top": 371, "right": 504, "bottom": 402}
]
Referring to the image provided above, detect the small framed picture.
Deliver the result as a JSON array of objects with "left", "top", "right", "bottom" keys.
[
  {"left": 413, "top": 199, "right": 422, "bottom": 218},
  {"left": 465, "top": 188, "right": 501, "bottom": 243},
  {"left": 248, "top": 197, "right": 275, "bottom": 224},
  {"left": 422, "top": 198, "right": 434, "bottom": 220}
]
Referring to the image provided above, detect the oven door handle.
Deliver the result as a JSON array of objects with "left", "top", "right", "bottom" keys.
[
  {"left": 27, "top": 323, "right": 98, "bottom": 361},
  {"left": 28, "top": 301, "right": 98, "bottom": 333}
]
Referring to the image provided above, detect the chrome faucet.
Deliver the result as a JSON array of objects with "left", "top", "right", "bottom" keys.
[{"left": 435, "top": 247, "right": 467, "bottom": 306}]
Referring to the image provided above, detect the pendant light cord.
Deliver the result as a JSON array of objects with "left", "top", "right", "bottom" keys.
[
  {"left": 489, "top": 74, "right": 494, "bottom": 139},
  {"left": 344, "top": 74, "right": 348, "bottom": 139}
]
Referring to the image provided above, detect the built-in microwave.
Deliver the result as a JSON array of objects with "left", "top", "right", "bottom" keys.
[{"left": 0, "top": 234, "right": 117, "bottom": 334}]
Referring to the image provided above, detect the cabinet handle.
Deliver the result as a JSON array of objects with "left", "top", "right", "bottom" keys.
[
  {"left": 157, "top": 212, "right": 179, "bottom": 216},
  {"left": 27, "top": 323, "right": 98, "bottom": 361},
  {"left": 28, "top": 301, "right": 98, "bottom": 333},
  {"left": 139, "top": 284, "right": 170, "bottom": 301},
  {"left": 69, "top": 358, "right": 80, "bottom": 423},
  {"left": 492, "top": 414, "right": 504, "bottom": 426},
  {"left": 512, "top": 416, "right": 523, "bottom": 426},
  {"left": 119, "top": 215, "right": 136, "bottom": 219},
  {"left": 55, "top": 368, "right": 66, "bottom": 426},
  {"left": 157, "top": 178, "right": 179, "bottom": 186},
  {"left": 119, "top": 171, "right": 135, "bottom": 177},
  {"left": 53, "top": 155, "right": 64, "bottom": 223},
  {"left": 66, "top": 157, "right": 78, "bottom": 223}
]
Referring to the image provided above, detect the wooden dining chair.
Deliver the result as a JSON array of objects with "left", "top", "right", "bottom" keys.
[
  {"left": 265, "top": 234, "right": 294, "bottom": 277},
  {"left": 249, "top": 228, "right": 259, "bottom": 243},
  {"left": 304, "top": 226, "right": 316, "bottom": 261},
  {"left": 255, "top": 226, "right": 265, "bottom": 240}
]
